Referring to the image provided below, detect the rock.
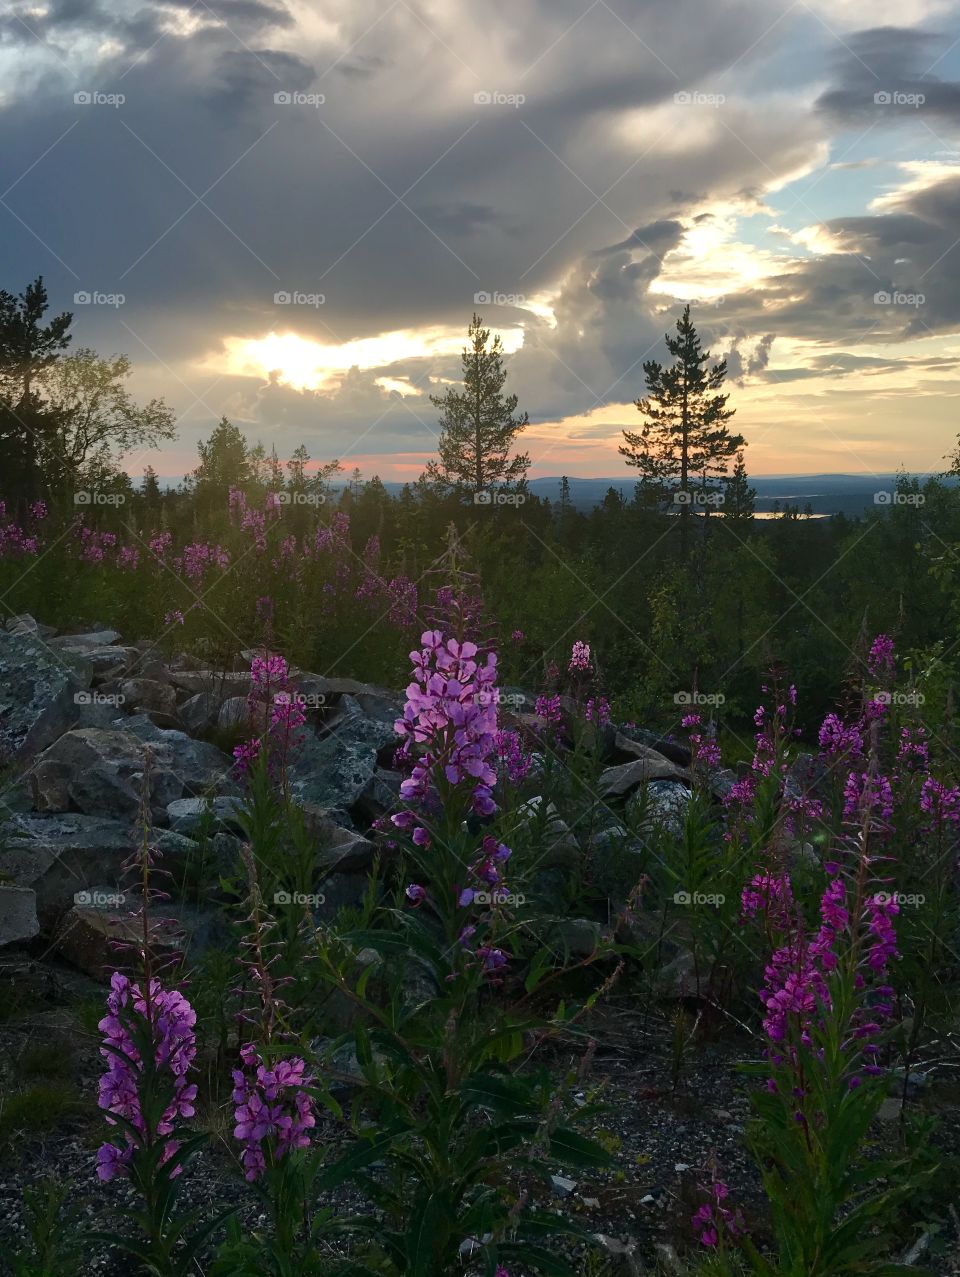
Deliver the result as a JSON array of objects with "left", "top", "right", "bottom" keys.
[
  {"left": 554, "top": 917, "right": 602, "bottom": 957},
  {"left": 119, "top": 678, "right": 178, "bottom": 720},
  {"left": 168, "top": 669, "right": 251, "bottom": 696},
  {"left": 29, "top": 728, "right": 195, "bottom": 817},
  {"left": 613, "top": 732, "right": 677, "bottom": 765},
  {"left": 593, "top": 1234, "right": 641, "bottom": 1277},
  {"left": 785, "top": 751, "right": 824, "bottom": 800},
  {"left": 178, "top": 692, "right": 220, "bottom": 733},
  {"left": 0, "top": 885, "right": 39, "bottom": 946},
  {"left": 131, "top": 659, "right": 170, "bottom": 683},
  {"left": 626, "top": 781, "right": 693, "bottom": 835},
  {"left": 55, "top": 892, "right": 225, "bottom": 979},
  {"left": 61, "top": 645, "right": 136, "bottom": 679},
  {"left": 28, "top": 759, "right": 74, "bottom": 812},
  {"left": 598, "top": 758, "right": 689, "bottom": 797},
  {"left": 353, "top": 767, "right": 402, "bottom": 821},
  {"left": 109, "top": 716, "right": 237, "bottom": 794},
  {"left": 656, "top": 949, "right": 701, "bottom": 999},
  {"left": 0, "top": 814, "right": 135, "bottom": 930},
  {"left": 166, "top": 796, "right": 244, "bottom": 836},
  {"left": 48, "top": 629, "right": 122, "bottom": 647},
  {"left": 653, "top": 1242, "right": 683, "bottom": 1275},
  {"left": 0, "top": 630, "right": 88, "bottom": 760},
  {"left": 550, "top": 1174, "right": 577, "bottom": 1197},
  {"left": 616, "top": 726, "right": 691, "bottom": 768},
  {"left": 68, "top": 760, "right": 141, "bottom": 819},
  {"left": 6, "top": 613, "right": 56, "bottom": 638},
  {"left": 709, "top": 767, "right": 737, "bottom": 800},
  {"left": 353, "top": 689, "right": 403, "bottom": 725},
  {"left": 876, "top": 1097, "right": 903, "bottom": 1123},
  {"left": 299, "top": 806, "right": 376, "bottom": 871},
  {"left": 218, "top": 695, "right": 255, "bottom": 729},
  {"left": 287, "top": 703, "right": 396, "bottom": 810},
  {"left": 75, "top": 697, "right": 124, "bottom": 728}
]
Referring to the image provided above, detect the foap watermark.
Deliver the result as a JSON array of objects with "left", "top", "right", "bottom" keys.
[
  {"left": 674, "top": 490, "right": 724, "bottom": 507},
  {"left": 674, "top": 690, "right": 725, "bottom": 707},
  {"left": 274, "top": 290, "right": 325, "bottom": 307},
  {"left": 276, "top": 490, "right": 326, "bottom": 506},
  {"left": 274, "top": 90, "right": 325, "bottom": 107},
  {"left": 473, "top": 889, "right": 527, "bottom": 906},
  {"left": 75, "top": 890, "right": 125, "bottom": 907},
  {"left": 474, "top": 291, "right": 526, "bottom": 306},
  {"left": 474, "top": 90, "right": 525, "bottom": 107},
  {"left": 674, "top": 889, "right": 725, "bottom": 907},
  {"left": 74, "top": 90, "right": 125, "bottom": 108},
  {"left": 674, "top": 90, "right": 725, "bottom": 106},
  {"left": 874, "top": 90, "right": 925, "bottom": 108},
  {"left": 874, "top": 490, "right": 925, "bottom": 507},
  {"left": 475, "top": 690, "right": 527, "bottom": 708},
  {"left": 74, "top": 490, "right": 126, "bottom": 506},
  {"left": 875, "top": 690, "right": 926, "bottom": 706},
  {"left": 74, "top": 290, "right": 125, "bottom": 308},
  {"left": 474, "top": 490, "right": 526, "bottom": 506},
  {"left": 274, "top": 889, "right": 326, "bottom": 906},
  {"left": 874, "top": 891, "right": 925, "bottom": 907},
  {"left": 273, "top": 691, "right": 327, "bottom": 711},
  {"left": 74, "top": 690, "right": 126, "bottom": 707},
  {"left": 874, "top": 290, "right": 925, "bottom": 307}
]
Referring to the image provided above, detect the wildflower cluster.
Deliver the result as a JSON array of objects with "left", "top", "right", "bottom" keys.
[
  {"left": 96, "top": 972, "right": 198, "bottom": 1182},
  {"left": 231, "top": 1045, "right": 317, "bottom": 1181}
]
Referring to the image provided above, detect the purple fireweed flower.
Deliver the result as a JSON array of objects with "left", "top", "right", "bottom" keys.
[
  {"left": 568, "top": 640, "right": 591, "bottom": 672},
  {"left": 534, "top": 693, "right": 562, "bottom": 724},
  {"left": 232, "top": 1046, "right": 316, "bottom": 1182},
  {"left": 682, "top": 712, "right": 722, "bottom": 769},
  {"left": 496, "top": 729, "right": 533, "bottom": 785},
  {"left": 584, "top": 696, "right": 611, "bottom": 726},
  {"left": 692, "top": 1180, "right": 743, "bottom": 1248},
  {"left": 97, "top": 972, "right": 198, "bottom": 1182},
  {"left": 843, "top": 771, "right": 894, "bottom": 824},
  {"left": 920, "top": 776, "right": 960, "bottom": 824},
  {"left": 405, "top": 884, "right": 427, "bottom": 905},
  {"left": 867, "top": 633, "right": 895, "bottom": 679},
  {"left": 741, "top": 872, "right": 794, "bottom": 928},
  {"left": 818, "top": 713, "right": 864, "bottom": 758},
  {"left": 391, "top": 629, "right": 500, "bottom": 824},
  {"left": 897, "top": 726, "right": 929, "bottom": 771}
]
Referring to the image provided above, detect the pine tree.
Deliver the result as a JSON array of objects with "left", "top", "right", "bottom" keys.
[
  {"left": 286, "top": 443, "right": 310, "bottom": 493},
  {"left": 425, "top": 314, "right": 529, "bottom": 497},
  {"left": 723, "top": 450, "right": 755, "bottom": 520},
  {"left": 141, "top": 465, "right": 162, "bottom": 509},
  {"left": 0, "top": 276, "right": 73, "bottom": 506},
  {"left": 189, "top": 417, "right": 250, "bottom": 513},
  {"left": 620, "top": 305, "right": 743, "bottom": 558}
]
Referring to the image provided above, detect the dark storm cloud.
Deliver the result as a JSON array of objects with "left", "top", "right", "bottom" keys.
[
  {"left": 6, "top": 0, "right": 960, "bottom": 463},
  {"left": 816, "top": 25, "right": 960, "bottom": 123}
]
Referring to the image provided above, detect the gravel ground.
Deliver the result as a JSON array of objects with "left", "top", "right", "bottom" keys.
[{"left": 1, "top": 961, "right": 959, "bottom": 1275}]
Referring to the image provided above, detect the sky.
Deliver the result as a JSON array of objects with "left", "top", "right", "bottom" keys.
[{"left": 4, "top": 0, "right": 960, "bottom": 483}]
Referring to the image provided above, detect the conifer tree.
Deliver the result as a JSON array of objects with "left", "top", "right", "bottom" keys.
[
  {"left": 723, "top": 449, "right": 756, "bottom": 520},
  {"left": 620, "top": 305, "right": 743, "bottom": 557},
  {"left": 425, "top": 314, "right": 529, "bottom": 497}
]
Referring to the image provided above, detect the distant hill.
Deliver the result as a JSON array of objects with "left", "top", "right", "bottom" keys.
[{"left": 150, "top": 472, "right": 951, "bottom": 517}]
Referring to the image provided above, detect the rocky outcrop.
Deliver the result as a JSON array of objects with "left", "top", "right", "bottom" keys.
[{"left": 0, "top": 630, "right": 88, "bottom": 760}]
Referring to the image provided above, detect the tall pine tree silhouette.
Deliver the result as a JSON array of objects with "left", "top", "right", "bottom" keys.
[
  {"left": 425, "top": 314, "right": 529, "bottom": 497},
  {"left": 620, "top": 305, "right": 743, "bottom": 558}
]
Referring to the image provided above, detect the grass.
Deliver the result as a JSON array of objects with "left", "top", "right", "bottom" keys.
[{"left": 0, "top": 1082, "right": 86, "bottom": 1142}]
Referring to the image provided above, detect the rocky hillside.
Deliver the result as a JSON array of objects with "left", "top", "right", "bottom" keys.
[{"left": 0, "top": 614, "right": 714, "bottom": 983}]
